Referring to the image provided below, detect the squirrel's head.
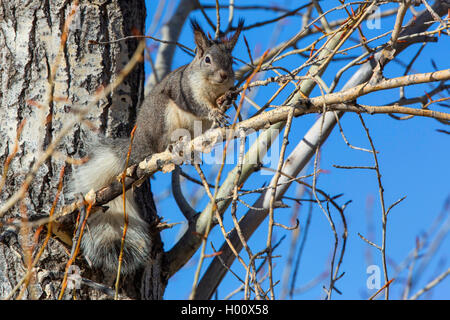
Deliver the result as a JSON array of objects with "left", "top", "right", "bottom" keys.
[{"left": 190, "top": 19, "right": 244, "bottom": 95}]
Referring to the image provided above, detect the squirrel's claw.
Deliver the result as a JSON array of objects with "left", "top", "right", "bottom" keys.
[{"left": 209, "top": 108, "right": 230, "bottom": 128}]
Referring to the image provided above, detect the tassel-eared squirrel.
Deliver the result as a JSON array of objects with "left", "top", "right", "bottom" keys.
[{"left": 70, "top": 20, "right": 244, "bottom": 275}]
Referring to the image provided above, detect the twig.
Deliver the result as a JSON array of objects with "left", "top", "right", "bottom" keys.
[
  {"left": 4, "top": 166, "right": 66, "bottom": 300},
  {"left": 266, "top": 106, "right": 296, "bottom": 300},
  {"left": 409, "top": 267, "right": 450, "bottom": 300},
  {"left": 214, "top": 0, "right": 220, "bottom": 39},
  {"left": 195, "top": 0, "right": 217, "bottom": 32},
  {"left": 229, "top": 131, "right": 260, "bottom": 299},
  {"left": 58, "top": 198, "right": 93, "bottom": 300},
  {"left": 386, "top": 196, "right": 407, "bottom": 216},
  {"left": 114, "top": 125, "right": 137, "bottom": 299},
  {"left": 333, "top": 111, "right": 373, "bottom": 153},
  {"left": 368, "top": 278, "right": 395, "bottom": 300},
  {"left": 0, "top": 120, "right": 26, "bottom": 193},
  {"left": 91, "top": 35, "right": 194, "bottom": 56},
  {"left": 289, "top": 192, "right": 314, "bottom": 298},
  {"left": 358, "top": 232, "right": 382, "bottom": 251},
  {"left": 333, "top": 165, "right": 376, "bottom": 170},
  {"left": 358, "top": 114, "right": 390, "bottom": 300}
]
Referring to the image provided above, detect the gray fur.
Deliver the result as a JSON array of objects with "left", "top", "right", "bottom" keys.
[{"left": 70, "top": 21, "right": 243, "bottom": 275}]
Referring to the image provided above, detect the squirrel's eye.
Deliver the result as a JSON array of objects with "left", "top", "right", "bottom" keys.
[{"left": 205, "top": 56, "right": 211, "bottom": 64}]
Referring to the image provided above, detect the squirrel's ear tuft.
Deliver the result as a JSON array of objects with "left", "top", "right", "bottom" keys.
[
  {"left": 224, "top": 18, "right": 244, "bottom": 51},
  {"left": 191, "top": 19, "right": 211, "bottom": 56}
]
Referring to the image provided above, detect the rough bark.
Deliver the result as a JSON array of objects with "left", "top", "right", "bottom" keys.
[{"left": 0, "top": 0, "right": 164, "bottom": 299}]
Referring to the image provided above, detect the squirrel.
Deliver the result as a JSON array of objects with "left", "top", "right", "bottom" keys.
[{"left": 70, "top": 20, "right": 244, "bottom": 275}]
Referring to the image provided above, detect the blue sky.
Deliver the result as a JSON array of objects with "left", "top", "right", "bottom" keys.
[{"left": 143, "top": 0, "right": 449, "bottom": 300}]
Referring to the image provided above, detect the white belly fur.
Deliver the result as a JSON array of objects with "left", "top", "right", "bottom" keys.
[{"left": 165, "top": 99, "right": 211, "bottom": 142}]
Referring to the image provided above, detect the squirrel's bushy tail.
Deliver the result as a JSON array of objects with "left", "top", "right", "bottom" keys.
[{"left": 69, "top": 134, "right": 151, "bottom": 275}]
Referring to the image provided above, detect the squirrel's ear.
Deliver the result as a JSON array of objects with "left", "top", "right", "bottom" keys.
[
  {"left": 191, "top": 19, "right": 210, "bottom": 56},
  {"left": 225, "top": 19, "right": 244, "bottom": 51}
]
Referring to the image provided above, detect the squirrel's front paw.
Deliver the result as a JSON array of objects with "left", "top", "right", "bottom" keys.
[{"left": 209, "top": 108, "right": 230, "bottom": 128}]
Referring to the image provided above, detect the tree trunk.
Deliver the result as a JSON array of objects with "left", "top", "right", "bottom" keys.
[{"left": 0, "top": 0, "right": 164, "bottom": 299}]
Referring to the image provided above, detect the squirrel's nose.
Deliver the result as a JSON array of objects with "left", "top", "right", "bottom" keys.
[{"left": 219, "top": 71, "right": 228, "bottom": 81}]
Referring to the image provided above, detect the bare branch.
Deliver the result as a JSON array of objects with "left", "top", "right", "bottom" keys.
[
  {"left": 191, "top": 2, "right": 449, "bottom": 299},
  {"left": 409, "top": 267, "right": 450, "bottom": 300},
  {"left": 145, "top": 0, "right": 198, "bottom": 92},
  {"left": 172, "top": 166, "right": 197, "bottom": 221}
]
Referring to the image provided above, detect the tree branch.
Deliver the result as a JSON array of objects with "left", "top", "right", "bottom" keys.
[
  {"left": 145, "top": 0, "right": 198, "bottom": 92},
  {"left": 192, "top": 0, "right": 449, "bottom": 299}
]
